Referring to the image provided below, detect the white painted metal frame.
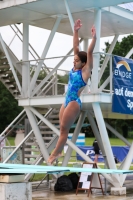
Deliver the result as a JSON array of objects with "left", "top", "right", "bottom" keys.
[
  {"left": 1, "top": 0, "right": 133, "bottom": 188},
  {"left": 98, "top": 35, "right": 119, "bottom": 82},
  {"left": 30, "top": 15, "right": 62, "bottom": 94},
  {"left": 22, "top": 22, "right": 29, "bottom": 97},
  {"left": 25, "top": 107, "right": 49, "bottom": 162},
  {"left": 91, "top": 9, "right": 101, "bottom": 92},
  {"left": 92, "top": 102, "right": 120, "bottom": 185},
  {"left": 27, "top": 107, "right": 119, "bottom": 186},
  {"left": 10, "top": 24, "right": 40, "bottom": 60}
]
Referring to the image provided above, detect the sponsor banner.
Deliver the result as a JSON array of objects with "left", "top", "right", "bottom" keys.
[
  {"left": 112, "top": 55, "right": 133, "bottom": 114},
  {"left": 76, "top": 146, "right": 131, "bottom": 162}
]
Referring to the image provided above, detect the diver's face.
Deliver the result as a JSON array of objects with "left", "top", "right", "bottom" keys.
[{"left": 73, "top": 55, "right": 85, "bottom": 70}]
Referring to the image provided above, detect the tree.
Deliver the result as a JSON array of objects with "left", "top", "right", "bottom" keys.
[{"left": 0, "top": 82, "right": 22, "bottom": 133}]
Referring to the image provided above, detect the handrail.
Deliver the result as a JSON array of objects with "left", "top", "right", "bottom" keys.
[
  {"left": 16, "top": 54, "right": 74, "bottom": 64},
  {"left": 16, "top": 52, "right": 114, "bottom": 97}
]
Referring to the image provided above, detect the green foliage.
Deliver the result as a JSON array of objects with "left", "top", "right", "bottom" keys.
[
  {"left": 112, "top": 35, "right": 133, "bottom": 58},
  {"left": 57, "top": 73, "right": 69, "bottom": 84},
  {"left": 38, "top": 70, "right": 47, "bottom": 80},
  {"left": 0, "top": 82, "right": 22, "bottom": 133}
]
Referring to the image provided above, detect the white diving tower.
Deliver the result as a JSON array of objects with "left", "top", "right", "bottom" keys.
[{"left": 0, "top": 0, "right": 133, "bottom": 189}]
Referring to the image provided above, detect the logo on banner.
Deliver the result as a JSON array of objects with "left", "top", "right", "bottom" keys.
[
  {"left": 114, "top": 60, "right": 132, "bottom": 79},
  {"left": 112, "top": 56, "right": 133, "bottom": 114}
]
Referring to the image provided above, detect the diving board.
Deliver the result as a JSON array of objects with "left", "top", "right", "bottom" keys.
[{"left": 0, "top": 163, "right": 133, "bottom": 174}]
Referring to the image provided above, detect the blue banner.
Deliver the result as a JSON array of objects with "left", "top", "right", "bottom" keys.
[
  {"left": 112, "top": 55, "right": 133, "bottom": 114},
  {"left": 76, "top": 146, "right": 131, "bottom": 162}
]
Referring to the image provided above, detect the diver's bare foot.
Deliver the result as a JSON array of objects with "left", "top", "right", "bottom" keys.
[{"left": 47, "top": 153, "right": 62, "bottom": 165}]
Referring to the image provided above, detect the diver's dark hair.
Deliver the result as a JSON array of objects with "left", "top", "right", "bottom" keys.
[{"left": 77, "top": 51, "right": 87, "bottom": 63}]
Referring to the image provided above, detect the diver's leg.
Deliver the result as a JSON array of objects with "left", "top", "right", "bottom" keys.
[
  {"left": 59, "top": 104, "right": 65, "bottom": 124},
  {"left": 47, "top": 101, "right": 80, "bottom": 164}
]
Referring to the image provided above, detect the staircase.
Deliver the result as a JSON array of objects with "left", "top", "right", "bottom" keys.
[{"left": 0, "top": 51, "right": 21, "bottom": 96}]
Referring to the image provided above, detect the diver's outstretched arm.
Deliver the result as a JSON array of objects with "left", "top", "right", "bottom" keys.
[{"left": 73, "top": 19, "right": 82, "bottom": 55}]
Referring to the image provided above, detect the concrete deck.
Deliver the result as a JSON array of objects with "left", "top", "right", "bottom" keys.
[
  {"left": 32, "top": 189, "right": 133, "bottom": 200},
  {"left": 32, "top": 175, "right": 133, "bottom": 200}
]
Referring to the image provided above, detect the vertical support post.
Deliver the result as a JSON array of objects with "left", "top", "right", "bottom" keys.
[
  {"left": 83, "top": 39, "right": 90, "bottom": 93},
  {"left": 55, "top": 71, "right": 57, "bottom": 95},
  {"left": 22, "top": 22, "right": 29, "bottom": 97},
  {"left": 83, "top": 39, "right": 88, "bottom": 52},
  {"left": 91, "top": 9, "right": 101, "bottom": 92},
  {"left": 92, "top": 102, "right": 120, "bottom": 185},
  {"left": 93, "top": 103, "right": 116, "bottom": 168}
]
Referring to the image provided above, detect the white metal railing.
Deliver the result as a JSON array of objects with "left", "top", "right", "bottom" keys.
[
  {"left": 16, "top": 55, "right": 73, "bottom": 98},
  {"left": 16, "top": 52, "right": 114, "bottom": 98}
]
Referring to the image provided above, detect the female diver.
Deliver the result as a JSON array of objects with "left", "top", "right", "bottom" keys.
[{"left": 48, "top": 19, "right": 96, "bottom": 164}]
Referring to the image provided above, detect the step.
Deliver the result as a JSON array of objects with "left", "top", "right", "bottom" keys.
[
  {"left": 49, "top": 120, "right": 59, "bottom": 123},
  {"left": 48, "top": 114, "right": 59, "bottom": 119},
  {"left": 1, "top": 74, "right": 13, "bottom": 78},
  {"left": 0, "top": 57, "right": 8, "bottom": 61},
  {"left": 0, "top": 65, "right": 10, "bottom": 69},
  {"left": 24, "top": 148, "right": 40, "bottom": 152},
  {"left": 24, "top": 160, "right": 36, "bottom": 164},
  {"left": 5, "top": 80, "right": 15, "bottom": 84},
  {"left": 42, "top": 137, "right": 53, "bottom": 140},
  {"left": 40, "top": 125, "right": 60, "bottom": 130},
  {"left": 12, "top": 89, "right": 19, "bottom": 94},
  {"left": 25, "top": 142, "right": 37, "bottom": 146},
  {"left": 24, "top": 154, "right": 39, "bottom": 158},
  {"left": 0, "top": 60, "right": 8, "bottom": 65},
  {"left": 40, "top": 131, "right": 55, "bottom": 134},
  {"left": 0, "top": 70, "right": 9, "bottom": 74},
  {"left": 0, "top": 69, "right": 12, "bottom": 73},
  {"left": 8, "top": 84, "right": 15, "bottom": 88}
]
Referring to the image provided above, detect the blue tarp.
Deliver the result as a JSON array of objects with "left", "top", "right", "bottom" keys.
[{"left": 76, "top": 146, "right": 131, "bottom": 162}]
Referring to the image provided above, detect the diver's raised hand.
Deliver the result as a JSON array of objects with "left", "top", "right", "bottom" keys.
[{"left": 74, "top": 19, "right": 82, "bottom": 31}]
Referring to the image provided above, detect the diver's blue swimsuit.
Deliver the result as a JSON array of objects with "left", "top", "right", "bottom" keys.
[{"left": 64, "top": 68, "right": 87, "bottom": 108}]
